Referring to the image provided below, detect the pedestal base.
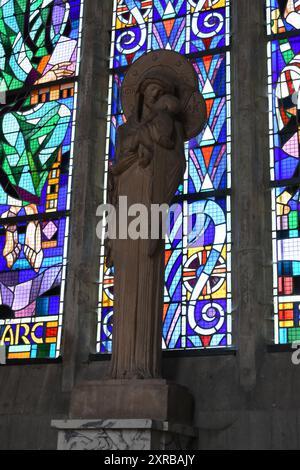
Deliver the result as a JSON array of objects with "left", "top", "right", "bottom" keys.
[
  {"left": 69, "top": 380, "right": 194, "bottom": 425},
  {"left": 52, "top": 419, "right": 198, "bottom": 450},
  {"left": 53, "top": 379, "right": 196, "bottom": 450}
]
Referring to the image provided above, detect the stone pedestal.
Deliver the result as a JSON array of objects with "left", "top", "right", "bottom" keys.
[
  {"left": 52, "top": 379, "right": 197, "bottom": 450},
  {"left": 52, "top": 419, "right": 198, "bottom": 450},
  {"left": 69, "top": 380, "right": 194, "bottom": 424}
]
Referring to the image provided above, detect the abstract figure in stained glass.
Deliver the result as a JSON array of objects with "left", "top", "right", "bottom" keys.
[
  {"left": 274, "top": 1, "right": 300, "bottom": 215},
  {"left": 0, "top": 0, "right": 74, "bottom": 272},
  {"left": 186, "top": 199, "right": 226, "bottom": 338},
  {"left": 268, "top": 0, "right": 300, "bottom": 343}
]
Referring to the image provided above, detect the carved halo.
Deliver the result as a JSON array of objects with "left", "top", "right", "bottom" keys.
[{"left": 121, "top": 50, "right": 207, "bottom": 141}]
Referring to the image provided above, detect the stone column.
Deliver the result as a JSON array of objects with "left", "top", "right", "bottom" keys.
[
  {"left": 61, "top": 0, "right": 112, "bottom": 392},
  {"left": 231, "top": 0, "right": 272, "bottom": 391}
]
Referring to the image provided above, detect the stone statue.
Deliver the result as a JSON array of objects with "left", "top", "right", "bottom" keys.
[{"left": 106, "top": 50, "right": 206, "bottom": 380}]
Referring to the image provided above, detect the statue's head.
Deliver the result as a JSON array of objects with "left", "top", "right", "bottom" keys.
[
  {"left": 122, "top": 50, "right": 207, "bottom": 140},
  {"left": 142, "top": 82, "right": 167, "bottom": 109},
  {"left": 136, "top": 68, "right": 177, "bottom": 119}
]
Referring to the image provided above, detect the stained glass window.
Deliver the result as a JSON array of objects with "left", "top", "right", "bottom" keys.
[
  {"left": 0, "top": 0, "right": 84, "bottom": 361},
  {"left": 98, "top": 0, "right": 232, "bottom": 353},
  {"left": 267, "top": 0, "right": 300, "bottom": 344}
]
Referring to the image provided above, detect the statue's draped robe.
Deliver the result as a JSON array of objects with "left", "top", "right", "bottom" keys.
[{"left": 109, "top": 109, "right": 185, "bottom": 379}]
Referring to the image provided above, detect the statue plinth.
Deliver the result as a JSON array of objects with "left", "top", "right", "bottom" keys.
[
  {"left": 69, "top": 379, "right": 194, "bottom": 424},
  {"left": 52, "top": 380, "right": 197, "bottom": 450}
]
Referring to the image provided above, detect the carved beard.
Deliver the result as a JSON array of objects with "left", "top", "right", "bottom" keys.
[{"left": 278, "top": 0, "right": 289, "bottom": 17}]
